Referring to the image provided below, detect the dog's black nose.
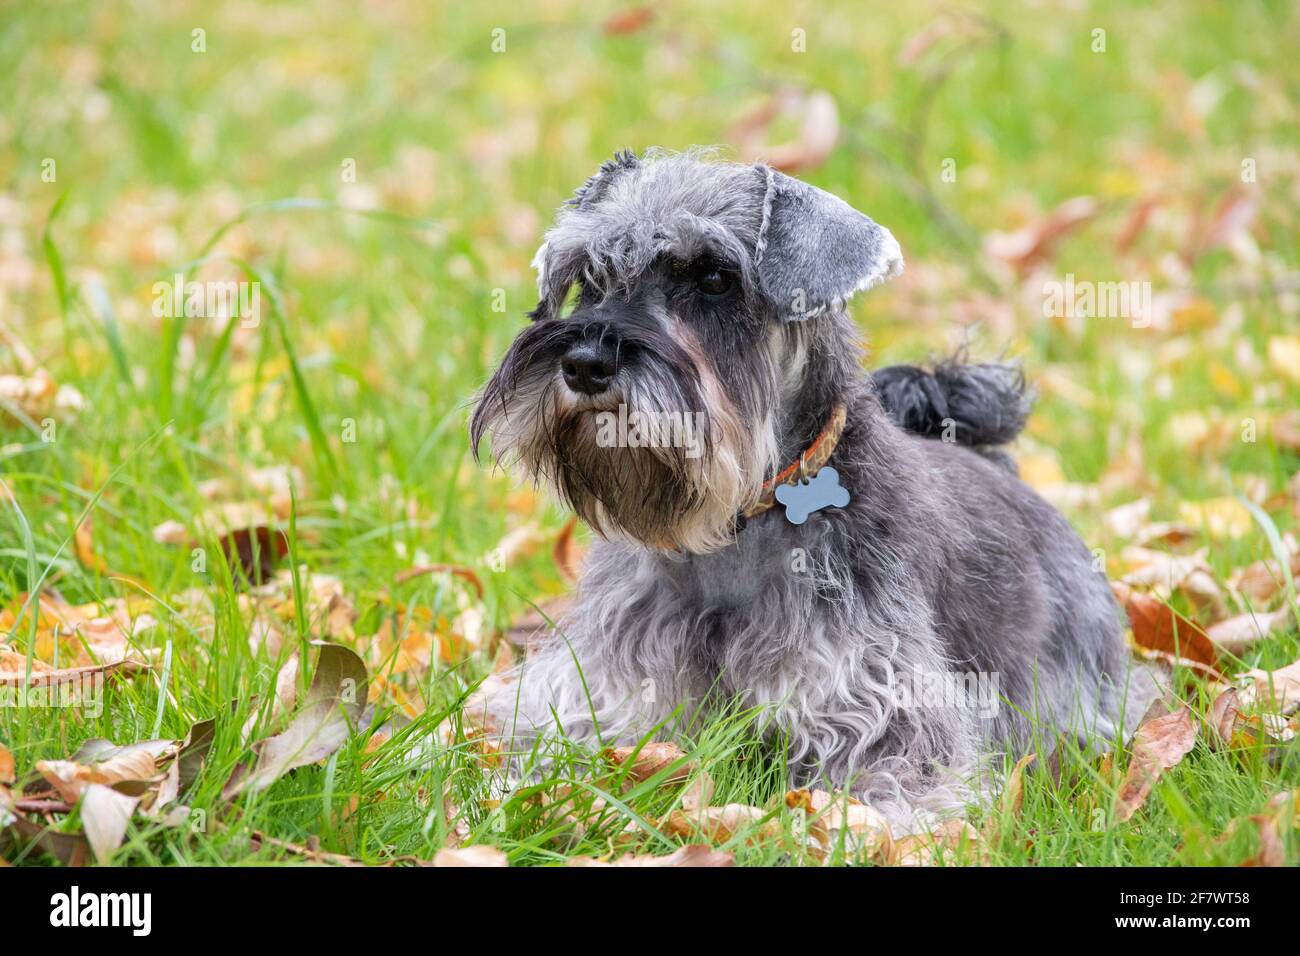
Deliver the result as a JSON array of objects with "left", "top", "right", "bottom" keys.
[{"left": 560, "top": 340, "right": 617, "bottom": 395}]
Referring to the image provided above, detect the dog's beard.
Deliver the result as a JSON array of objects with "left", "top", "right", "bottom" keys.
[{"left": 473, "top": 345, "right": 776, "bottom": 554}]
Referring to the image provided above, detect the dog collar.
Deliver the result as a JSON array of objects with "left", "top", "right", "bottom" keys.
[{"left": 743, "top": 403, "right": 848, "bottom": 521}]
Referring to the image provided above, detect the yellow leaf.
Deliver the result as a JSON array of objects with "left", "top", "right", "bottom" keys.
[
  {"left": 1017, "top": 453, "right": 1066, "bottom": 491},
  {"left": 1268, "top": 336, "right": 1300, "bottom": 387},
  {"left": 1177, "top": 498, "right": 1253, "bottom": 540},
  {"left": 1208, "top": 361, "right": 1242, "bottom": 399}
]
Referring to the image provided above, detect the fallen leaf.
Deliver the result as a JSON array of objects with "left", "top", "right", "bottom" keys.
[
  {"left": 432, "top": 845, "right": 508, "bottom": 867},
  {"left": 0, "top": 370, "right": 86, "bottom": 422},
  {"left": 221, "top": 526, "right": 290, "bottom": 585},
  {"left": 1114, "top": 705, "right": 1198, "bottom": 822},
  {"left": 660, "top": 803, "right": 778, "bottom": 844},
  {"left": 1183, "top": 186, "right": 1258, "bottom": 266},
  {"left": 730, "top": 89, "right": 840, "bottom": 173},
  {"left": 892, "top": 819, "right": 984, "bottom": 866},
  {"left": 1238, "top": 658, "right": 1300, "bottom": 715},
  {"left": 1207, "top": 607, "right": 1295, "bottom": 655},
  {"left": 1111, "top": 581, "right": 1218, "bottom": 669},
  {"left": 786, "top": 789, "right": 892, "bottom": 860},
  {"left": 567, "top": 845, "right": 733, "bottom": 867},
  {"left": 80, "top": 783, "right": 140, "bottom": 864},
  {"left": 606, "top": 741, "right": 693, "bottom": 783},
  {"left": 0, "top": 804, "right": 90, "bottom": 865},
  {"left": 392, "top": 563, "right": 485, "bottom": 598},
  {"left": 601, "top": 7, "right": 654, "bottom": 36},
  {"left": 983, "top": 752, "right": 1037, "bottom": 843},
  {"left": 485, "top": 523, "right": 547, "bottom": 570},
  {"left": 985, "top": 196, "right": 1099, "bottom": 274},
  {"left": 222, "top": 642, "right": 369, "bottom": 799},
  {"left": 1229, "top": 548, "right": 1300, "bottom": 605},
  {"left": 0, "top": 744, "right": 14, "bottom": 785},
  {"left": 0, "top": 653, "right": 149, "bottom": 687},
  {"left": 73, "top": 516, "right": 109, "bottom": 575},
  {"left": 552, "top": 517, "right": 585, "bottom": 584},
  {"left": 1178, "top": 498, "right": 1254, "bottom": 540},
  {"left": 1120, "top": 547, "right": 1225, "bottom": 618},
  {"left": 1205, "top": 688, "right": 1241, "bottom": 753},
  {"left": 36, "top": 743, "right": 161, "bottom": 803},
  {"left": 1103, "top": 499, "right": 1151, "bottom": 539}
]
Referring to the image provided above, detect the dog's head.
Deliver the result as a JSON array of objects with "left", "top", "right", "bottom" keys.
[{"left": 470, "top": 149, "right": 903, "bottom": 553}]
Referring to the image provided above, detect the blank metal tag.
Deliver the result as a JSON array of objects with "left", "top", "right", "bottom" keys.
[{"left": 774, "top": 466, "right": 851, "bottom": 525}]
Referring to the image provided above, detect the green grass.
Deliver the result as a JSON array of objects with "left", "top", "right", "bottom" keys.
[{"left": 1, "top": 0, "right": 1298, "bottom": 866}]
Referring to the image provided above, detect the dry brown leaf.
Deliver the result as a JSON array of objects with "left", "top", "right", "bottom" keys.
[
  {"left": 1183, "top": 186, "right": 1258, "bottom": 266},
  {"left": 1220, "top": 791, "right": 1294, "bottom": 867},
  {"left": 0, "top": 654, "right": 149, "bottom": 687},
  {"left": 601, "top": 6, "right": 654, "bottom": 35},
  {"left": 1229, "top": 548, "right": 1300, "bottom": 605},
  {"left": 1103, "top": 499, "right": 1151, "bottom": 539},
  {"left": 1207, "top": 607, "right": 1295, "bottom": 656},
  {"left": 605, "top": 741, "right": 692, "bottom": 783},
  {"left": 485, "top": 523, "right": 547, "bottom": 571},
  {"left": 552, "top": 517, "right": 586, "bottom": 584},
  {"left": 892, "top": 819, "right": 984, "bottom": 866},
  {"left": 73, "top": 516, "right": 109, "bottom": 575},
  {"left": 1114, "top": 705, "right": 1198, "bottom": 822},
  {"left": 983, "top": 752, "right": 1037, "bottom": 843},
  {"left": 730, "top": 90, "right": 839, "bottom": 173},
  {"left": 660, "top": 803, "right": 778, "bottom": 844},
  {"left": 0, "top": 370, "right": 86, "bottom": 422},
  {"left": 35, "top": 739, "right": 169, "bottom": 803},
  {"left": 1111, "top": 580, "right": 1218, "bottom": 669},
  {"left": 985, "top": 196, "right": 1099, "bottom": 273},
  {"left": 1206, "top": 688, "right": 1241, "bottom": 751},
  {"left": 432, "top": 845, "right": 508, "bottom": 867},
  {"left": 1115, "top": 193, "right": 1165, "bottom": 256},
  {"left": 392, "top": 562, "right": 484, "bottom": 598},
  {"left": 222, "top": 642, "right": 369, "bottom": 799},
  {"left": 80, "top": 783, "right": 140, "bottom": 865},
  {"left": 1120, "top": 547, "right": 1226, "bottom": 618},
  {"left": 567, "top": 844, "right": 734, "bottom": 867},
  {"left": 1271, "top": 411, "right": 1300, "bottom": 453},
  {"left": 0, "top": 743, "right": 14, "bottom": 785},
  {"left": 1238, "top": 658, "right": 1300, "bottom": 716},
  {"left": 790, "top": 789, "right": 893, "bottom": 860}
]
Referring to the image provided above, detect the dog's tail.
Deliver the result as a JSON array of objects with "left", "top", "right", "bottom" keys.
[{"left": 871, "top": 358, "right": 1031, "bottom": 448}]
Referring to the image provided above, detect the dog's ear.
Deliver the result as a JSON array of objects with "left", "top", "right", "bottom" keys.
[
  {"left": 754, "top": 166, "right": 903, "bottom": 320},
  {"left": 529, "top": 150, "right": 641, "bottom": 321}
]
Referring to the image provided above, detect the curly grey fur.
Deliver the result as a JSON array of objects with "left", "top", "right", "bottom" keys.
[{"left": 470, "top": 150, "right": 1155, "bottom": 831}]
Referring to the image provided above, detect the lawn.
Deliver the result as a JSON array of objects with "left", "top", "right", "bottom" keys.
[{"left": 1, "top": 0, "right": 1298, "bottom": 866}]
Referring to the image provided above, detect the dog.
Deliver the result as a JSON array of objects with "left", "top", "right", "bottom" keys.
[{"left": 469, "top": 149, "right": 1153, "bottom": 826}]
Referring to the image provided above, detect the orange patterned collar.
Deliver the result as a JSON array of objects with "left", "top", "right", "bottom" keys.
[{"left": 743, "top": 403, "right": 848, "bottom": 519}]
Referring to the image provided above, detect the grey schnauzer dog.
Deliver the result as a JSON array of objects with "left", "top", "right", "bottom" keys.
[{"left": 470, "top": 149, "right": 1152, "bottom": 825}]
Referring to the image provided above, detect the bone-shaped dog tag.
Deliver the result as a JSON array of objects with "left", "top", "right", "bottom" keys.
[{"left": 774, "top": 466, "right": 851, "bottom": 525}]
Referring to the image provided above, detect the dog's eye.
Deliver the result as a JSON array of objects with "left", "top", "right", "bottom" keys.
[{"left": 695, "top": 268, "right": 734, "bottom": 297}]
